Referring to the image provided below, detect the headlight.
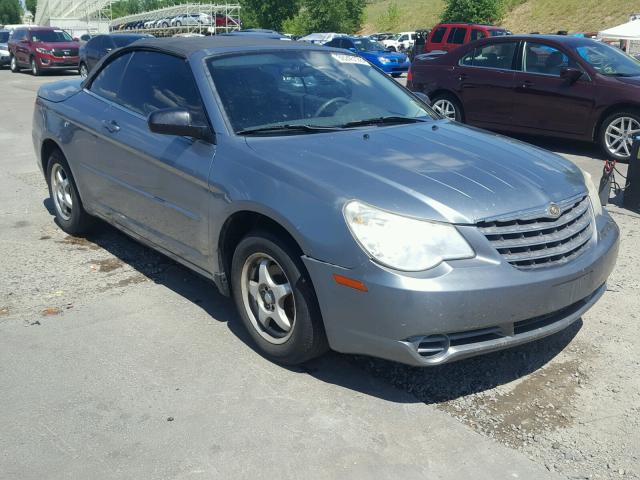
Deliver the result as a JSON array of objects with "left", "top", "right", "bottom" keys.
[
  {"left": 378, "top": 56, "right": 392, "bottom": 64},
  {"left": 343, "top": 201, "right": 475, "bottom": 271},
  {"left": 582, "top": 169, "right": 603, "bottom": 217},
  {"left": 36, "top": 47, "right": 52, "bottom": 55}
]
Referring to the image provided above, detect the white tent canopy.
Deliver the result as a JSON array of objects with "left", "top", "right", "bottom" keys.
[{"left": 598, "top": 19, "right": 640, "bottom": 41}]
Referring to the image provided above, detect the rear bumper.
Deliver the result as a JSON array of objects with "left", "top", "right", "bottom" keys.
[
  {"left": 0, "top": 54, "right": 9, "bottom": 65},
  {"left": 303, "top": 211, "right": 619, "bottom": 366}
]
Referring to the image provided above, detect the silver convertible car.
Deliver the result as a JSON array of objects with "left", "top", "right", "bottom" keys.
[{"left": 33, "top": 37, "right": 619, "bottom": 366}]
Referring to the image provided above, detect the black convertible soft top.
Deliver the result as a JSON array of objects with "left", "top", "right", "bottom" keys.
[{"left": 129, "top": 36, "right": 321, "bottom": 58}]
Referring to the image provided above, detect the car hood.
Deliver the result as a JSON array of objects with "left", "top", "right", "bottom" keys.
[
  {"left": 245, "top": 121, "right": 586, "bottom": 224},
  {"left": 34, "top": 41, "right": 79, "bottom": 50},
  {"left": 613, "top": 75, "right": 640, "bottom": 87},
  {"left": 361, "top": 50, "right": 406, "bottom": 61}
]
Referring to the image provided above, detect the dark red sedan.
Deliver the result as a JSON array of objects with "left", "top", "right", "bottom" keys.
[{"left": 408, "top": 35, "right": 640, "bottom": 160}]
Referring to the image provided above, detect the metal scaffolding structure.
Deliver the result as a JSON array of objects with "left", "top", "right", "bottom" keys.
[
  {"left": 110, "top": 4, "right": 242, "bottom": 37},
  {"left": 35, "top": 0, "right": 113, "bottom": 31}
]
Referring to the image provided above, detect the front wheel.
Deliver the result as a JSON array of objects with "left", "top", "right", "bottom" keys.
[
  {"left": 46, "top": 150, "right": 94, "bottom": 234},
  {"left": 175, "top": 21, "right": 181, "bottom": 27},
  {"left": 431, "top": 93, "right": 463, "bottom": 122},
  {"left": 599, "top": 111, "right": 640, "bottom": 161},
  {"left": 391, "top": 72, "right": 402, "bottom": 78},
  {"left": 231, "top": 232, "right": 328, "bottom": 365},
  {"left": 30, "top": 57, "right": 40, "bottom": 76},
  {"left": 79, "top": 62, "right": 88, "bottom": 78},
  {"left": 10, "top": 55, "right": 19, "bottom": 73}
]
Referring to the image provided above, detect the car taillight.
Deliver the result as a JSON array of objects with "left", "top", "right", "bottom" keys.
[{"left": 407, "top": 68, "right": 413, "bottom": 83}]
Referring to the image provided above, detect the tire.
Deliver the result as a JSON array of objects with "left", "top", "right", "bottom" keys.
[
  {"left": 431, "top": 93, "right": 464, "bottom": 122},
  {"left": 176, "top": 21, "right": 181, "bottom": 27},
  {"left": 599, "top": 110, "right": 640, "bottom": 161},
  {"left": 230, "top": 231, "right": 328, "bottom": 365},
  {"left": 79, "top": 62, "right": 88, "bottom": 78},
  {"left": 46, "top": 149, "right": 94, "bottom": 235},
  {"left": 387, "top": 46, "right": 396, "bottom": 52},
  {"left": 10, "top": 55, "right": 19, "bottom": 73},
  {"left": 30, "top": 57, "right": 40, "bottom": 76},
  {"left": 391, "top": 72, "right": 402, "bottom": 78}
]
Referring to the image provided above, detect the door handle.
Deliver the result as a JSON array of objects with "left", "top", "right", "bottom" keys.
[
  {"left": 522, "top": 80, "right": 534, "bottom": 88},
  {"left": 458, "top": 73, "right": 467, "bottom": 81},
  {"left": 102, "top": 120, "right": 120, "bottom": 133}
]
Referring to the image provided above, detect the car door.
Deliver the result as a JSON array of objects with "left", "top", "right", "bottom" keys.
[
  {"left": 89, "top": 50, "right": 215, "bottom": 268},
  {"left": 455, "top": 41, "right": 518, "bottom": 125},
  {"left": 15, "top": 30, "right": 29, "bottom": 65},
  {"left": 511, "top": 41, "right": 594, "bottom": 136},
  {"left": 87, "top": 36, "right": 111, "bottom": 71}
]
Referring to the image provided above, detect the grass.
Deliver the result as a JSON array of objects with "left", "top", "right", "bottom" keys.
[{"left": 362, "top": 0, "right": 640, "bottom": 34}]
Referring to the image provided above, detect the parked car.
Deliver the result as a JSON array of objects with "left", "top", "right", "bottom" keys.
[
  {"left": 408, "top": 35, "right": 640, "bottom": 161},
  {"left": 170, "top": 13, "right": 212, "bottom": 27},
  {"left": 144, "top": 20, "right": 156, "bottom": 29},
  {"left": 8, "top": 26, "right": 80, "bottom": 75},
  {"left": 382, "top": 31, "right": 415, "bottom": 51},
  {"left": 425, "top": 23, "right": 510, "bottom": 53},
  {"left": 226, "top": 30, "right": 289, "bottom": 40},
  {"left": 369, "top": 32, "right": 394, "bottom": 42},
  {"left": 78, "top": 33, "right": 93, "bottom": 43},
  {"left": 155, "top": 17, "right": 173, "bottom": 28},
  {"left": 215, "top": 13, "right": 241, "bottom": 28},
  {"left": 33, "top": 37, "right": 618, "bottom": 366},
  {"left": 0, "top": 29, "right": 10, "bottom": 68},
  {"left": 324, "top": 35, "right": 410, "bottom": 77},
  {"left": 79, "top": 33, "right": 152, "bottom": 78}
]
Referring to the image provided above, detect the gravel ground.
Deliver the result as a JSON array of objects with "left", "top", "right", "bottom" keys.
[{"left": 1, "top": 70, "right": 638, "bottom": 479}]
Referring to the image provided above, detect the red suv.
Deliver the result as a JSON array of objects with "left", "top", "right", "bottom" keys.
[
  {"left": 425, "top": 23, "right": 510, "bottom": 53},
  {"left": 8, "top": 27, "right": 80, "bottom": 76}
]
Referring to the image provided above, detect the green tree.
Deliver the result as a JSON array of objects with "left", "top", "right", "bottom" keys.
[
  {"left": 282, "top": 0, "right": 365, "bottom": 35},
  {"left": 240, "top": 0, "right": 301, "bottom": 31},
  {"left": 0, "top": 0, "right": 22, "bottom": 24},
  {"left": 25, "top": 0, "right": 36, "bottom": 18},
  {"left": 441, "top": 0, "right": 504, "bottom": 24},
  {"left": 377, "top": 2, "right": 399, "bottom": 31}
]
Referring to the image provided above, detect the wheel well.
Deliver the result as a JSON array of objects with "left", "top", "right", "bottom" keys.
[
  {"left": 593, "top": 103, "right": 640, "bottom": 141},
  {"left": 40, "top": 139, "right": 62, "bottom": 176},
  {"left": 218, "top": 211, "right": 304, "bottom": 284}
]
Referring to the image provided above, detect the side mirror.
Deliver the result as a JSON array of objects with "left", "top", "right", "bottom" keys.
[
  {"left": 148, "top": 108, "right": 215, "bottom": 143},
  {"left": 560, "top": 67, "right": 582, "bottom": 84},
  {"left": 73, "top": 37, "right": 79, "bottom": 42},
  {"left": 413, "top": 91, "right": 431, "bottom": 106}
]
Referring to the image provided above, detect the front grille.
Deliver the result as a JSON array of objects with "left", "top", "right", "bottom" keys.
[
  {"left": 477, "top": 196, "right": 594, "bottom": 270},
  {"left": 52, "top": 48, "right": 78, "bottom": 57}
]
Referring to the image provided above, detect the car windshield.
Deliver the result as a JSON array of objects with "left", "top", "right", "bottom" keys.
[
  {"left": 575, "top": 42, "right": 640, "bottom": 77},
  {"left": 353, "top": 38, "right": 385, "bottom": 51},
  {"left": 0, "top": 32, "right": 9, "bottom": 43},
  {"left": 31, "top": 29, "right": 73, "bottom": 42},
  {"left": 207, "top": 50, "right": 434, "bottom": 134}
]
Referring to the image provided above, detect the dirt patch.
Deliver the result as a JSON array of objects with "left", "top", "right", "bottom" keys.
[
  {"left": 439, "top": 359, "right": 584, "bottom": 448},
  {"left": 39, "top": 235, "right": 51, "bottom": 240},
  {"left": 98, "top": 274, "right": 148, "bottom": 292},
  {"left": 0, "top": 306, "right": 8, "bottom": 316},
  {"left": 56, "top": 235, "right": 101, "bottom": 251},
  {"left": 41, "top": 307, "right": 62, "bottom": 316},
  {"left": 13, "top": 220, "right": 29, "bottom": 228},
  {"left": 90, "top": 258, "right": 124, "bottom": 273}
]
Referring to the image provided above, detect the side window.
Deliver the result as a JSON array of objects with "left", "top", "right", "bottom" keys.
[
  {"left": 447, "top": 27, "right": 467, "bottom": 44},
  {"left": 524, "top": 42, "right": 571, "bottom": 76},
  {"left": 325, "top": 39, "right": 339, "bottom": 48},
  {"left": 460, "top": 42, "right": 518, "bottom": 69},
  {"left": 89, "top": 52, "right": 133, "bottom": 102},
  {"left": 340, "top": 39, "right": 353, "bottom": 49},
  {"left": 116, "top": 51, "right": 206, "bottom": 124},
  {"left": 398, "top": 35, "right": 408, "bottom": 42},
  {"left": 470, "top": 29, "right": 485, "bottom": 41},
  {"left": 430, "top": 27, "right": 447, "bottom": 44}
]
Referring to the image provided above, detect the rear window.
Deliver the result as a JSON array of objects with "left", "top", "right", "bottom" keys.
[
  {"left": 430, "top": 27, "right": 447, "bottom": 43},
  {"left": 112, "top": 36, "right": 141, "bottom": 47},
  {"left": 447, "top": 28, "right": 467, "bottom": 44},
  {"left": 470, "top": 29, "right": 485, "bottom": 41},
  {"left": 490, "top": 30, "right": 509, "bottom": 37}
]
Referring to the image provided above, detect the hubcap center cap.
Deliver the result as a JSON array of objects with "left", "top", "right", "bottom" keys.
[{"left": 259, "top": 285, "right": 275, "bottom": 309}]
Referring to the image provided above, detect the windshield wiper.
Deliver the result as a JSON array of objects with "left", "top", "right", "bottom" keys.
[
  {"left": 339, "top": 116, "right": 428, "bottom": 128},
  {"left": 236, "top": 124, "right": 342, "bottom": 135}
]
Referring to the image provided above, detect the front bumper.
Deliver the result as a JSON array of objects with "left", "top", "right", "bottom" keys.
[
  {"left": 379, "top": 61, "right": 410, "bottom": 74},
  {"left": 37, "top": 55, "right": 79, "bottom": 70},
  {"left": 0, "top": 53, "right": 9, "bottom": 65},
  {"left": 303, "top": 212, "right": 619, "bottom": 366}
]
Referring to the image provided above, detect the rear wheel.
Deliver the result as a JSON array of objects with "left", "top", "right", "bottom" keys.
[
  {"left": 599, "top": 111, "right": 640, "bottom": 161},
  {"left": 431, "top": 93, "right": 463, "bottom": 122},
  {"left": 231, "top": 232, "right": 328, "bottom": 365},
  {"left": 30, "top": 57, "right": 40, "bottom": 76},
  {"left": 175, "top": 20, "right": 182, "bottom": 27},
  {"left": 46, "top": 150, "right": 93, "bottom": 235},
  {"left": 391, "top": 72, "right": 402, "bottom": 78}
]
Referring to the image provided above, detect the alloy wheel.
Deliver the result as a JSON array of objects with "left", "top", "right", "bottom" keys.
[
  {"left": 50, "top": 163, "right": 73, "bottom": 221},
  {"left": 79, "top": 63, "right": 88, "bottom": 78},
  {"left": 433, "top": 99, "right": 457, "bottom": 120},
  {"left": 31, "top": 58, "right": 37, "bottom": 75},
  {"left": 240, "top": 253, "right": 296, "bottom": 345},
  {"left": 605, "top": 116, "right": 640, "bottom": 159},
  {"left": 10, "top": 56, "right": 16, "bottom": 71}
]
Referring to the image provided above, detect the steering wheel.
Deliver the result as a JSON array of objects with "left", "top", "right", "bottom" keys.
[{"left": 314, "top": 97, "right": 350, "bottom": 117}]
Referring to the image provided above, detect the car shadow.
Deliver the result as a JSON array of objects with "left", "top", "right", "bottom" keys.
[
  {"left": 44, "top": 200, "right": 581, "bottom": 405},
  {"left": 504, "top": 133, "right": 606, "bottom": 160}
]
